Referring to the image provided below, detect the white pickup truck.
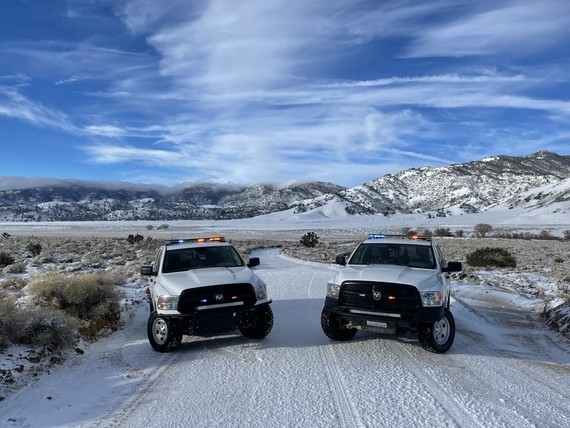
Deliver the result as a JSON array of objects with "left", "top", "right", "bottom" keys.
[
  {"left": 141, "top": 237, "right": 273, "bottom": 352},
  {"left": 321, "top": 234, "right": 462, "bottom": 353}
]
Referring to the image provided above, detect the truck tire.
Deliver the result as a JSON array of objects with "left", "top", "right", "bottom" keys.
[
  {"left": 321, "top": 310, "right": 357, "bottom": 341},
  {"left": 418, "top": 308, "right": 455, "bottom": 353},
  {"left": 240, "top": 305, "right": 274, "bottom": 339},
  {"left": 147, "top": 312, "right": 182, "bottom": 352}
]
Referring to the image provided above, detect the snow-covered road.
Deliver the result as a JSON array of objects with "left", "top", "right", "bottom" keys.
[{"left": 2, "top": 249, "right": 570, "bottom": 427}]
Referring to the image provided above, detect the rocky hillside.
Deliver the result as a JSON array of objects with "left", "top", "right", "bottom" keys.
[{"left": 295, "top": 151, "right": 570, "bottom": 216}]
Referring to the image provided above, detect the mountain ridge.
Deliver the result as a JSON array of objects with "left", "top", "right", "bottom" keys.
[
  {"left": 0, "top": 151, "right": 568, "bottom": 221},
  {"left": 294, "top": 150, "right": 570, "bottom": 217}
]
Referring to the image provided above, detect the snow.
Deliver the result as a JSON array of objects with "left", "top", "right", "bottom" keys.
[
  {"left": 0, "top": 215, "right": 569, "bottom": 427},
  {"left": 37, "top": 201, "right": 72, "bottom": 209}
]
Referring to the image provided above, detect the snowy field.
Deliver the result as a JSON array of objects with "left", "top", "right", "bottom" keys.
[
  {"left": 1, "top": 210, "right": 569, "bottom": 427},
  {"left": 0, "top": 198, "right": 568, "bottom": 239}
]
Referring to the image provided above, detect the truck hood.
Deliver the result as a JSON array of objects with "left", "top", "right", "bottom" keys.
[
  {"left": 158, "top": 266, "right": 260, "bottom": 295},
  {"left": 334, "top": 264, "right": 442, "bottom": 292}
]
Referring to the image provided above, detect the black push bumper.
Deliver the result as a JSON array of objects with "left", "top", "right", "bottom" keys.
[
  {"left": 323, "top": 296, "right": 445, "bottom": 333},
  {"left": 165, "top": 300, "right": 272, "bottom": 336}
]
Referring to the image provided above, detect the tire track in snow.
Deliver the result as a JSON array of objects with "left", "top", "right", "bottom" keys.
[
  {"left": 401, "top": 296, "right": 569, "bottom": 427},
  {"left": 305, "top": 261, "right": 364, "bottom": 426},
  {"left": 202, "top": 338, "right": 263, "bottom": 363},
  {"left": 318, "top": 344, "right": 365, "bottom": 428},
  {"left": 386, "top": 340, "right": 480, "bottom": 428},
  {"left": 306, "top": 269, "right": 317, "bottom": 299},
  {"left": 513, "top": 360, "right": 570, "bottom": 401},
  {"left": 96, "top": 352, "right": 185, "bottom": 428}
]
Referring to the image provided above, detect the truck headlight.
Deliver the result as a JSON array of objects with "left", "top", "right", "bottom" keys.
[
  {"left": 157, "top": 295, "right": 179, "bottom": 310},
  {"left": 326, "top": 283, "right": 341, "bottom": 299},
  {"left": 253, "top": 283, "right": 267, "bottom": 301},
  {"left": 420, "top": 291, "right": 445, "bottom": 307}
]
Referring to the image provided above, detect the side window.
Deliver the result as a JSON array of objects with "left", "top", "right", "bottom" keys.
[
  {"left": 154, "top": 248, "right": 164, "bottom": 273},
  {"left": 434, "top": 244, "right": 445, "bottom": 269},
  {"left": 348, "top": 244, "right": 366, "bottom": 264}
]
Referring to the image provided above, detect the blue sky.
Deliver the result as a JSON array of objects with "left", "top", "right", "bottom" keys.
[{"left": 1, "top": 0, "right": 569, "bottom": 189}]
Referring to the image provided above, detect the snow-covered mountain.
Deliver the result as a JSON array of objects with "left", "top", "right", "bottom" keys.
[
  {"left": 0, "top": 181, "right": 345, "bottom": 221},
  {"left": 0, "top": 151, "right": 568, "bottom": 221},
  {"left": 295, "top": 150, "right": 570, "bottom": 218}
]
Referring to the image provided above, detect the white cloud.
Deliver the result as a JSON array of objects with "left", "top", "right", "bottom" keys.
[
  {"left": 0, "top": 40, "right": 154, "bottom": 86},
  {"left": 404, "top": 1, "right": 570, "bottom": 58},
  {"left": 83, "top": 125, "right": 126, "bottom": 138},
  {"left": 147, "top": 0, "right": 338, "bottom": 94},
  {"left": 0, "top": 73, "right": 30, "bottom": 82},
  {"left": 0, "top": 86, "right": 77, "bottom": 132},
  {"left": 83, "top": 144, "right": 182, "bottom": 166},
  {"left": 321, "top": 72, "right": 530, "bottom": 88},
  {"left": 0, "top": 175, "right": 170, "bottom": 192},
  {"left": 55, "top": 77, "right": 80, "bottom": 85},
  {"left": 116, "top": 0, "right": 196, "bottom": 34}
]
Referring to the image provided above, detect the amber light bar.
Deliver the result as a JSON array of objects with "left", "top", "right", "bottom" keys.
[{"left": 165, "top": 237, "right": 226, "bottom": 245}]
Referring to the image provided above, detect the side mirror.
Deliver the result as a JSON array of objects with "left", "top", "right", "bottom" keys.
[
  {"left": 335, "top": 255, "right": 346, "bottom": 266},
  {"left": 442, "top": 261, "right": 462, "bottom": 272},
  {"left": 141, "top": 265, "right": 155, "bottom": 276},
  {"left": 248, "top": 257, "right": 260, "bottom": 268}
]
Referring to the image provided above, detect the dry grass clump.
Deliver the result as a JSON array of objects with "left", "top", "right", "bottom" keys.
[
  {"left": 0, "top": 291, "right": 78, "bottom": 351},
  {"left": 3, "top": 263, "right": 26, "bottom": 274},
  {"left": 0, "top": 277, "right": 27, "bottom": 292},
  {"left": 26, "top": 272, "right": 123, "bottom": 339}
]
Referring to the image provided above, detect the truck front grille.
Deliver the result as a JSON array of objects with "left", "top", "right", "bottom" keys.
[
  {"left": 339, "top": 281, "right": 420, "bottom": 311},
  {"left": 178, "top": 283, "right": 256, "bottom": 314}
]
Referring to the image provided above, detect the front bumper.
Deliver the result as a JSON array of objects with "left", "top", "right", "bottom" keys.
[
  {"left": 158, "top": 299, "right": 272, "bottom": 335},
  {"left": 323, "top": 296, "right": 444, "bottom": 333}
]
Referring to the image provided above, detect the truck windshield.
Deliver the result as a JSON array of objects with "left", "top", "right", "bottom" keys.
[
  {"left": 162, "top": 246, "right": 244, "bottom": 273},
  {"left": 349, "top": 243, "right": 436, "bottom": 269}
]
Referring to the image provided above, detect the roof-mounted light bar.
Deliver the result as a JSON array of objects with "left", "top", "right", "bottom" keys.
[
  {"left": 368, "top": 233, "right": 407, "bottom": 240},
  {"left": 367, "top": 233, "right": 431, "bottom": 241},
  {"left": 410, "top": 235, "right": 431, "bottom": 241},
  {"left": 165, "top": 237, "right": 226, "bottom": 245}
]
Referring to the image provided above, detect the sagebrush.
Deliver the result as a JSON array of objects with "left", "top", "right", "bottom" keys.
[
  {"left": 27, "top": 272, "right": 123, "bottom": 338},
  {"left": 466, "top": 247, "right": 517, "bottom": 268},
  {"left": 0, "top": 292, "right": 78, "bottom": 350},
  {"left": 300, "top": 232, "right": 319, "bottom": 248}
]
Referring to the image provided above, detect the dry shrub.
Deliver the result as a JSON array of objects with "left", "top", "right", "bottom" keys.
[
  {"left": 0, "top": 251, "right": 15, "bottom": 267},
  {"left": 19, "top": 307, "right": 79, "bottom": 349},
  {"left": 0, "top": 292, "right": 15, "bottom": 349},
  {"left": 0, "top": 277, "right": 27, "bottom": 291},
  {"left": 300, "top": 232, "right": 319, "bottom": 248},
  {"left": 0, "top": 292, "right": 78, "bottom": 350},
  {"left": 474, "top": 223, "right": 493, "bottom": 238},
  {"left": 26, "top": 242, "right": 42, "bottom": 256},
  {"left": 3, "top": 262, "right": 26, "bottom": 274},
  {"left": 27, "top": 272, "right": 122, "bottom": 338},
  {"left": 433, "top": 227, "right": 453, "bottom": 237},
  {"left": 466, "top": 247, "right": 517, "bottom": 268}
]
